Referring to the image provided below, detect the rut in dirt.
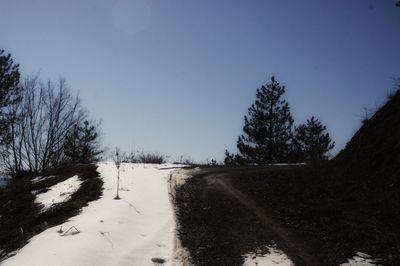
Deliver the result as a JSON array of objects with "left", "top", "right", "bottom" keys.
[{"left": 211, "top": 175, "right": 320, "bottom": 266}]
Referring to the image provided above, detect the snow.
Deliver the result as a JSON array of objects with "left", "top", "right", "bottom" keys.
[
  {"left": 31, "top": 175, "right": 55, "bottom": 184},
  {"left": 168, "top": 167, "right": 197, "bottom": 188},
  {"left": 35, "top": 175, "right": 82, "bottom": 211},
  {"left": 2, "top": 162, "right": 185, "bottom": 266},
  {"left": 243, "top": 248, "right": 380, "bottom": 266},
  {"left": 155, "top": 163, "right": 188, "bottom": 170},
  {"left": 242, "top": 246, "right": 294, "bottom": 266},
  {"left": 340, "top": 252, "right": 380, "bottom": 266}
]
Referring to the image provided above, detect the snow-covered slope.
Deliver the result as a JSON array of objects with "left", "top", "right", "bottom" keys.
[{"left": 2, "top": 163, "right": 183, "bottom": 266}]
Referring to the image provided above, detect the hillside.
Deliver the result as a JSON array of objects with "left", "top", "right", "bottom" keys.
[
  {"left": 0, "top": 164, "right": 102, "bottom": 261},
  {"left": 174, "top": 90, "right": 400, "bottom": 265},
  {"left": 1, "top": 91, "right": 399, "bottom": 265},
  {"left": 333, "top": 89, "right": 400, "bottom": 185}
]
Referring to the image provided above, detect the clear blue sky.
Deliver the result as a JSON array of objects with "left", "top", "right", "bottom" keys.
[{"left": 1, "top": 0, "right": 399, "bottom": 163}]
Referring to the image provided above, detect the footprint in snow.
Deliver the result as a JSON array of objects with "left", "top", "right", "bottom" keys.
[{"left": 151, "top": 257, "right": 166, "bottom": 265}]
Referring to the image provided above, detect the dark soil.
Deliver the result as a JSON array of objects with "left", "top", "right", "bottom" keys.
[
  {"left": 175, "top": 166, "right": 323, "bottom": 266},
  {"left": 0, "top": 164, "right": 103, "bottom": 261},
  {"left": 175, "top": 165, "right": 398, "bottom": 265},
  {"left": 226, "top": 164, "right": 399, "bottom": 265}
]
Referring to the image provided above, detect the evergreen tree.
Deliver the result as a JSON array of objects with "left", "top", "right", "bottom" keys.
[
  {"left": 234, "top": 76, "right": 294, "bottom": 164},
  {"left": 224, "top": 150, "right": 235, "bottom": 165},
  {"left": 224, "top": 149, "right": 246, "bottom": 165},
  {"left": 63, "top": 124, "right": 80, "bottom": 163},
  {"left": 63, "top": 120, "right": 102, "bottom": 164},
  {"left": 292, "top": 116, "right": 335, "bottom": 162},
  {"left": 0, "top": 49, "right": 21, "bottom": 146}
]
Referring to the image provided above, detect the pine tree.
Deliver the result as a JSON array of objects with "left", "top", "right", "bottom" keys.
[
  {"left": 63, "top": 121, "right": 102, "bottom": 164},
  {"left": 292, "top": 116, "right": 335, "bottom": 162},
  {"left": 63, "top": 124, "right": 80, "bottom": 163},
  {"left": 224, "top": 150, "right": 235, "bottom": 165},
  {"left": 234, "top": 76, "right": 294, "bottom": 164},
  {"left": 0, "top": 49, "right": 21, "bottom": 146}
]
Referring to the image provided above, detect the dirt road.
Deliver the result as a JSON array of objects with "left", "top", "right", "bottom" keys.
[{"left": 174, "top": 167, "right": 323, "bottom": 266}]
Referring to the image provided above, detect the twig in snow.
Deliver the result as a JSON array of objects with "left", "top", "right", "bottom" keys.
[
  {"left": 61, "top": 226, "right": 80, "bottom": 236},
  {"left": 57, "top": 226, "right": 63, "bottom": 233}
]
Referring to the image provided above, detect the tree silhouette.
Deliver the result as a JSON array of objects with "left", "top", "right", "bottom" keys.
[
  {"left": 64, "top": 120, "right": 102, "bottom": 164},
  {"left": 292, "top": 116, "right": 335, "bottom": 162},
  {"left": 227, "top": 76, "right": 294, "bottom": 164},
  {"left": 0, "top": 49, "right": 21, "bottom": 146}
]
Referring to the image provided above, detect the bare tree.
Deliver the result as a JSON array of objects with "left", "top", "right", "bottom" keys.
[{"left": 1, "top": 76, "right": 85, "bottom": 175}]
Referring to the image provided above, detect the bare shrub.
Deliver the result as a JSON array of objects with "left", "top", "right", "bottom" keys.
[{"left": 138, "top": 151, "right": 166, "bottom": 164}]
